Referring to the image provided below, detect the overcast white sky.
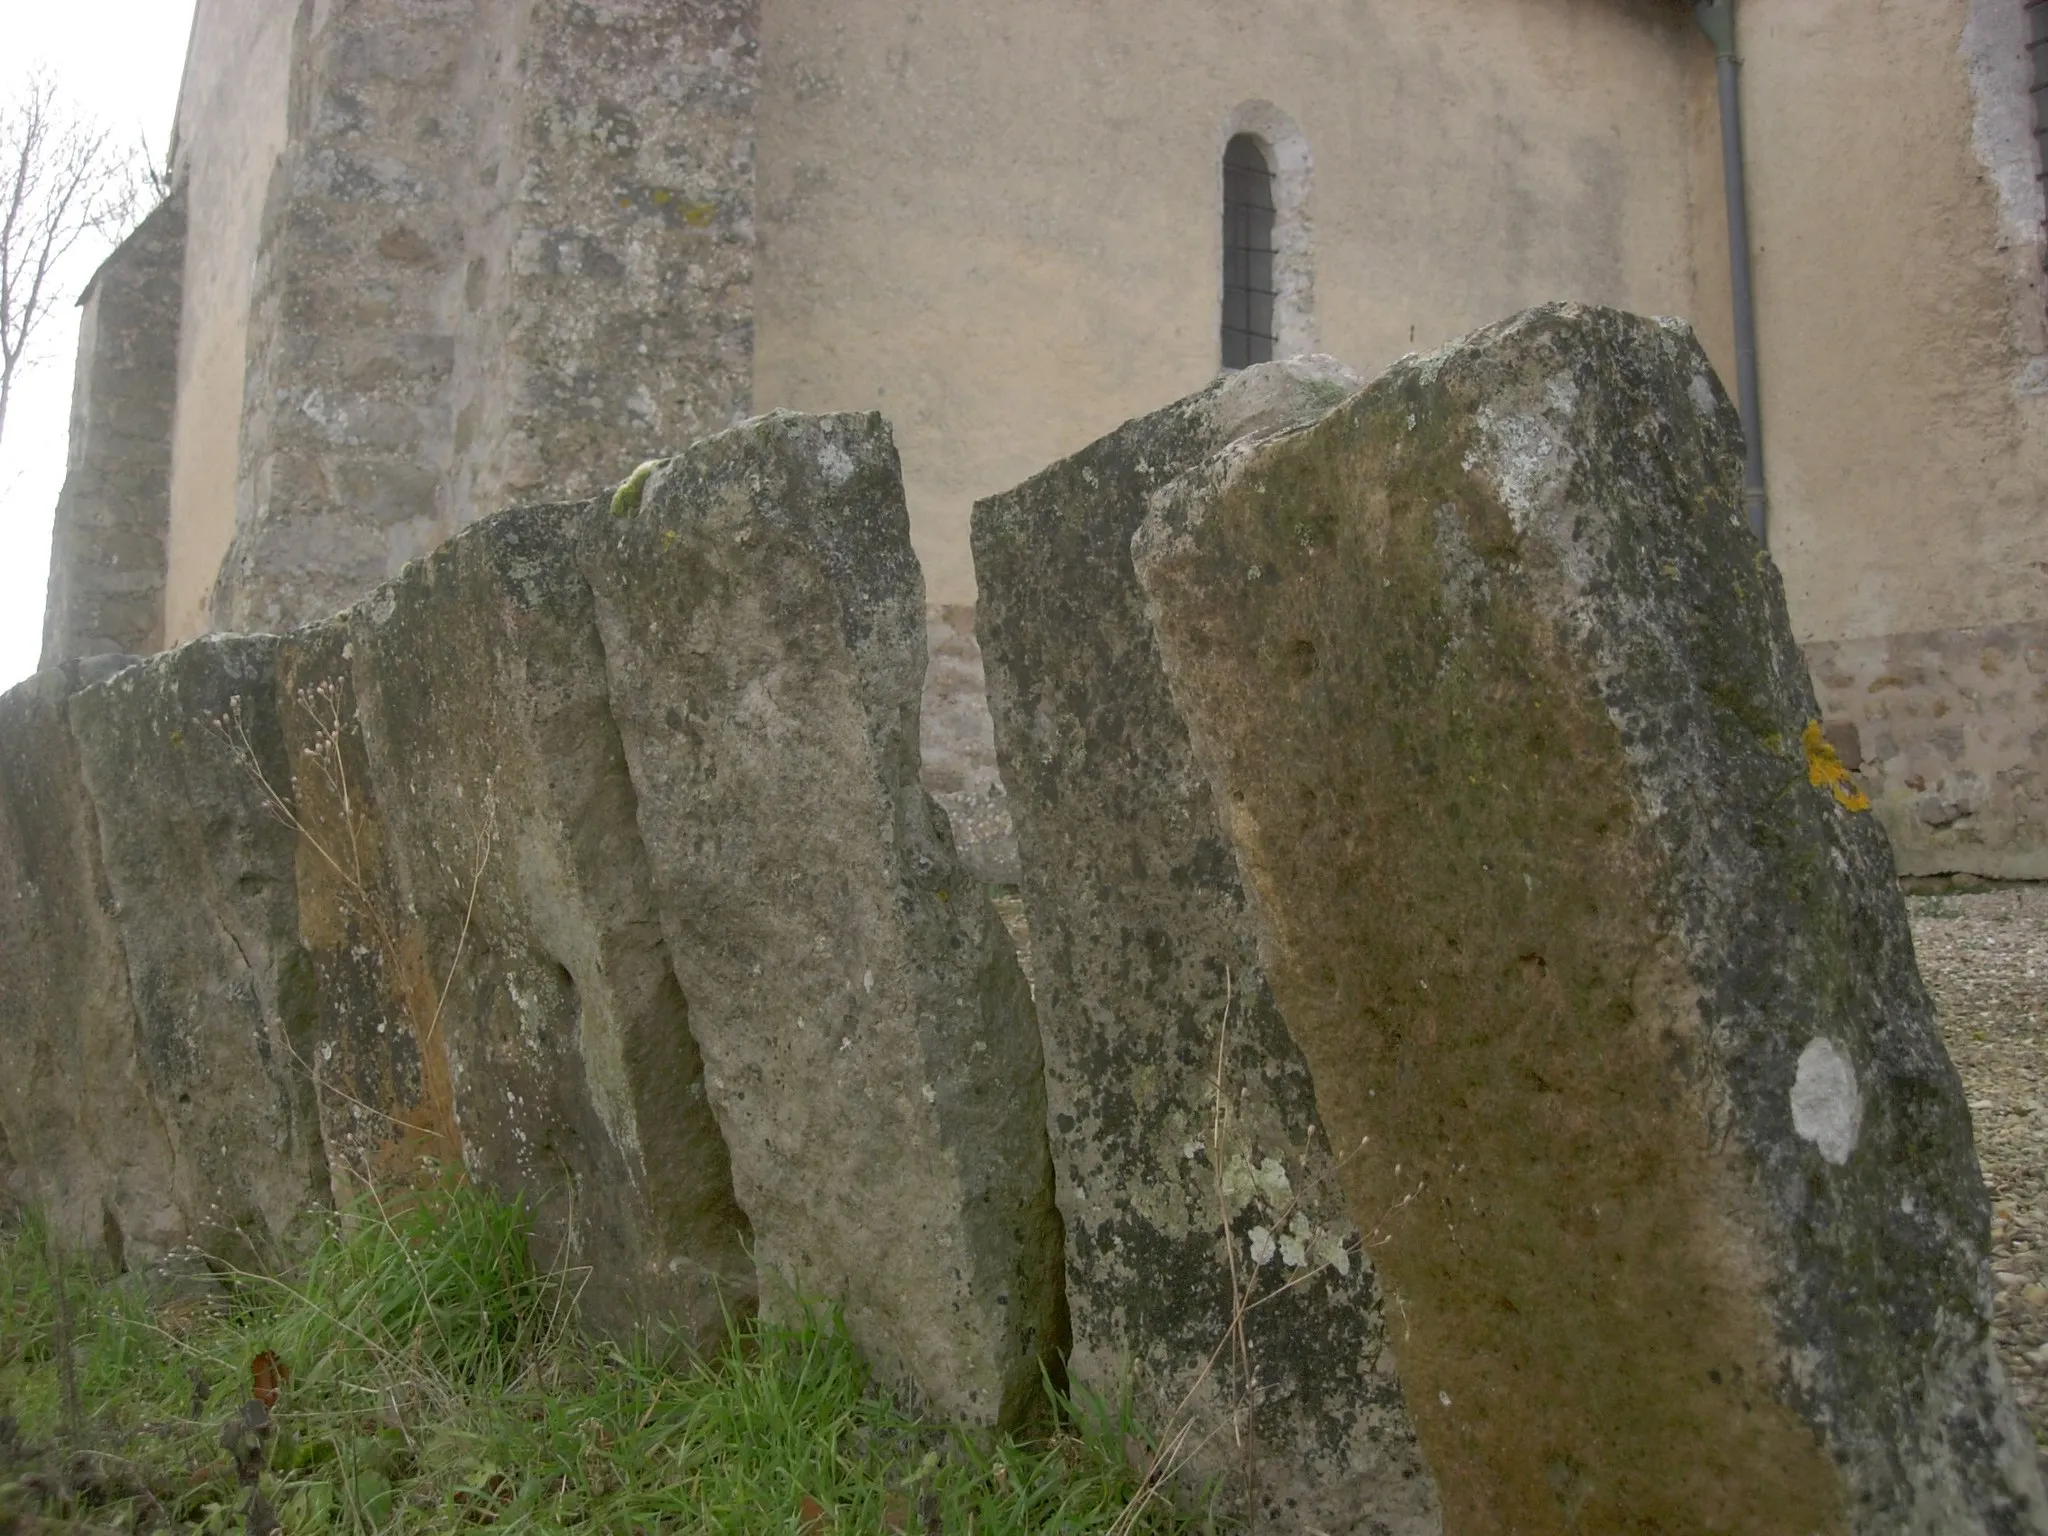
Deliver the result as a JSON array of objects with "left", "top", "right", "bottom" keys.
[{"left": 0, "top": 0, "right": 198, "bottom": 688}]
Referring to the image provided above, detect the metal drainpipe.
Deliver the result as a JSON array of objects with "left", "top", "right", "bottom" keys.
[{"left": 1696, "top": 0, "right": 1768, "bottom": 544}]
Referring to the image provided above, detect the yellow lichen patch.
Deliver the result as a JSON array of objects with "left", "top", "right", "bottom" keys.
[{"left": 1803, "top": 721, "right": 1871, "bottom": 812}]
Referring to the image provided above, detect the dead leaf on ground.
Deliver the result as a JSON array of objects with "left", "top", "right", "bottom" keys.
[{"left": 249, "top": 1351, "right": 290, "bottom": 1408}]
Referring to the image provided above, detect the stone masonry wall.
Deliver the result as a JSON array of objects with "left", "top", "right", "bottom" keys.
[
  {"left": 451, "top": 0, "right": 757, "bottom": 522},
  {"left": 40, "top": 192, "right": 186, "bottom": 666},
  {"left": 214, "top": 0, "right": 479, "bottom": 633},
  {"left": 214, "top": 0, "right": 759, "bottom": 635},
  {"left": 1808, "top": 621, "right": 2048, "bottom": 880}
]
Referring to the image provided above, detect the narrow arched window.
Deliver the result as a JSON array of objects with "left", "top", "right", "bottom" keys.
[{"left": 1221, "top": 134, "right": 1278, "bottom": 369}]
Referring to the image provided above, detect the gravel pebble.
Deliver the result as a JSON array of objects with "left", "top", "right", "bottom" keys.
[{"left": 1910, "top": 885, "right": 2048, "bottom": 1449}]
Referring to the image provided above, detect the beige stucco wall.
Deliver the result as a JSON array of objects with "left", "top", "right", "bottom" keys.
[
  {"left": 753, "top": 0, "right": 1708, "bottom": 607},
  {"left": 1743, "top": 0, "right": 2048, "bottom": 645},
  {"left": 161, "top": 0, "right": 297, "bottom": 646},
  {"left": 1732, "top": 0, "right": 2048, "bottom": 876}
]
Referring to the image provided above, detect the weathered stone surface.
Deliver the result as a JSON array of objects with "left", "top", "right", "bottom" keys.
[
  {"left": 273, "top": 623, "right": 462, "bottom": 1200},
  {"left": 919, "top": 603, "right": 1018, "bottom": 886},
  {"left": 68, "top": 638, "right": 329, "bottom": 1266},
  {"left": 217, "top": 0, "right": 476, "bottom": 632},
  {"left": 579, "top": 412, "right": 1062, "bottom": 1428},
  {"left": 333, "top": 503, "right": 754, "bottom": 1345},
  {"left": 454, "top": 0, "right": 758, "bottom": 522},
  {"left": 0, "top": 659, "right": 182, "bottom": 1266},
  {"left": 974, "top": 359, "right": 1440, "bottom": 1534},
  {"left": 1133, "top": 304, "right": 2047, "bottom": 1533},
  {"left": 40, "top": 191, "right": 183, "bottom": 668},
  {"left": 1805, "top": 617, "right": 2048, "bottom": 881},
  {"left": 216, "top": 0, "right": 760, "bottom": 636}
]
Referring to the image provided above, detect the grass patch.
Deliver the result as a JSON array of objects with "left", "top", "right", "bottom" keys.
[{"left": 0, "top": 1185, "right": 1209, "bottom": 1533}]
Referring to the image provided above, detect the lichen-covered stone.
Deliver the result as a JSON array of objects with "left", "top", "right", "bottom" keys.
[
  {"left": 334, "top": 502, "right": 754, "bottom": 1346},
  {"left": 67, "top": 638, "right": 329, "bottom": 1266},
  {"left": 1132, "top": 304, "right": 2048, "bottom": 1533},
  {"left": 973, "top": 360, "right": 1440, "bottom": 1535},
  {"left": 273, "top": 621, "right": 462, "bottom": 1202},
  {"left": 0, "top": 659, "right": 182, "bottom": 1266},
  {"left": 578, "top": 411, "right": 1062, "bottom": 1429}
]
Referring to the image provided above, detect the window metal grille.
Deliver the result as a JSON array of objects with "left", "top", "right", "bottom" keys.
[
  {"left": 2030, "top": 0, "right": 2048, "bottom": 246},
  {"left": 1221, "top": 134, "right": 1277, "bottom": 369}
]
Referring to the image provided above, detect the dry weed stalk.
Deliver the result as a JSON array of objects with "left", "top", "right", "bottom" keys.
[
  {"left": 209, "top": 682, "right": 603, "bottom": 1325},
  {"left": 1108, "top": 969, "right": 1422, "bottom": 1535}
]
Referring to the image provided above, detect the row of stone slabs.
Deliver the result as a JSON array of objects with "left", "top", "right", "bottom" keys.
[{"left": 0, "top": 305, "right": 2039, "bottom": 1533}]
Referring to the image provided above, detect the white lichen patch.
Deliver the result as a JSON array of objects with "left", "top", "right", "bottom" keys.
[
  {"left": 1279, "top": 1213, "right": 1310, "bottom": 1269},
  {"left": 1224, "top": 1149, "right": 1358, "bottom": 1279},
  {"left": 1791, "top": 1036, "right": 1862, "bottom": 1165},
  {"left": 1466, "top": 394, "right": 1577, "bottom": 536},
  {"left": 1688, "top": 370, "right": 1718, "bottom": 418},
  {"left": 817, "top": 439, "right": 857, "bottom": 485},
  {"left": 1221, "top": 1150, "right": 1293, "bottom": 1212}
]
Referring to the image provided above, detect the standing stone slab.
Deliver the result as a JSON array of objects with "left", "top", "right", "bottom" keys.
[
  {"left": 973, "top": 360, "right": 1440, "bottom": 1535},
  {"left": 335, "top": 503, "right": 753, "bottom": 1345},
  {"left": 0, "top": 659, "right": 182, "bottom": 1265},
  {"left": 69, "top": 638, "right": 330, "bottom": 1266},
  {"left": 578, "top": 412, "right": 1062, "bottom": 1429},
  {"left": 1133, "top": 304, "right": 2048, "bottom": 1533},
  {"left": 274, "top": 622, "right": 464, "bottom": 1200}
]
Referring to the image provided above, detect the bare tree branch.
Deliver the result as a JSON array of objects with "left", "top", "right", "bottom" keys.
[{"left": 0, "top": 69, "right": 156, "bottom": 449}]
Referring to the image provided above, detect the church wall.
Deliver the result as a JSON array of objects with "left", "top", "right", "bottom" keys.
[
  {"left": 115, "top": 0, "right": 2048, "bottom": 875},
  {"left": 167, "top": 0, "right": 759, "bottom": 640},
  {"left": 40, "top": 194, "right": 186, "bottom": 666},
  {"left": 1736, "top": 0, "right": 2048, "bottom": 877},
  {"left": 449, "top": 0, "right": 758, "bottom": 528},
  {"left": 161, "top": 0, "right": 298, "bottom": 646},
  {"left": 212, "top": 0, "right": 484, "bottom": 634},
  {"left": 751, "top": 0, "right": 1705, "bottom": 608}
]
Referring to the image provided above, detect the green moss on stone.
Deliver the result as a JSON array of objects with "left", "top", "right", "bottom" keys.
[{"left": 609, "top": 459, "right": 665, "bottom": 520}]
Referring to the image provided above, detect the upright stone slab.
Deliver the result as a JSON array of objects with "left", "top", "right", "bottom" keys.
[
  {"left": 0, "top": 659, "right": 183, "bottom": 1266},
  {"left": 578, "top": 412, "right": 1062, "bottom": 1429},
  {"left": 333, "top": 503, "right": 754, "bottom": 1345},
  {"left": 1132, "top": 304, "right": 2048, "bottom": 1533},
  {"left": 973, "top": 360, "right": 1440, "bottom": 1535},
  {"left": 69, "top": 638, "right": 330, "bottom": 1266},
  {"left": 274, "top": 622, "right": 464, "bottom": 1198}
]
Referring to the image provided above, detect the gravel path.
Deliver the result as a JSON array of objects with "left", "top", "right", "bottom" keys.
[{"left": 1910, "top": 885, "right": 2048, "bottom": 1449}]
